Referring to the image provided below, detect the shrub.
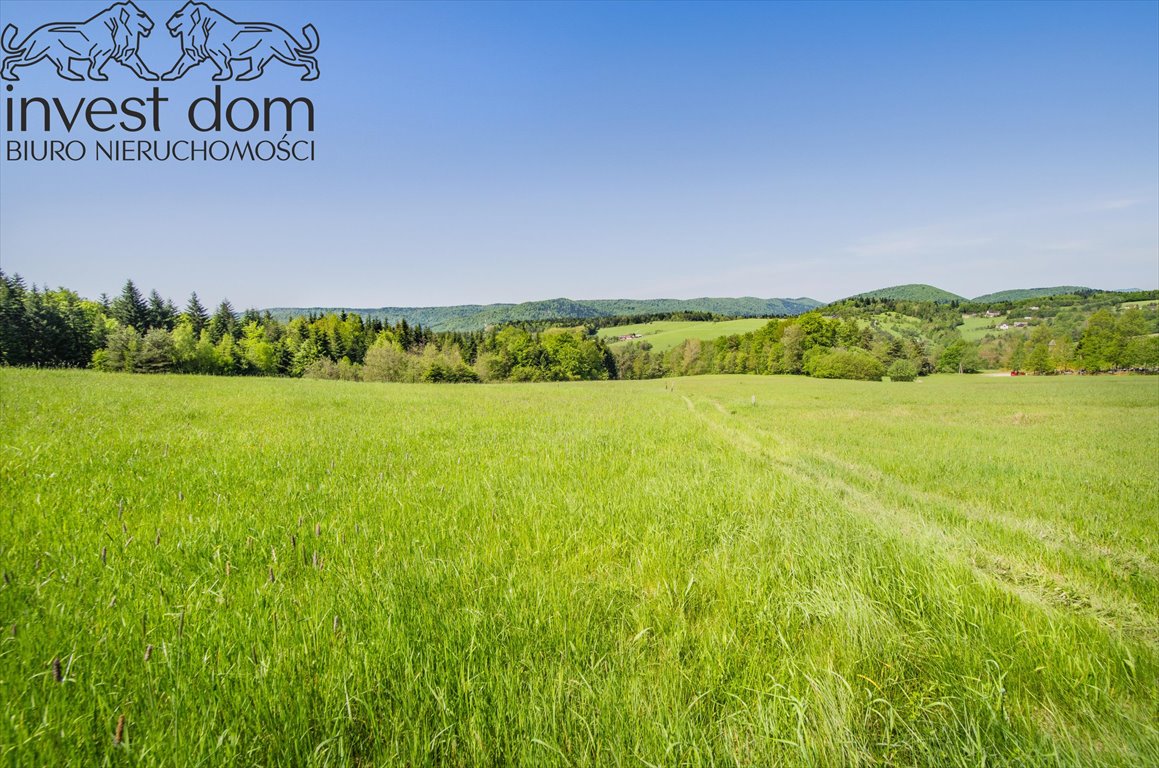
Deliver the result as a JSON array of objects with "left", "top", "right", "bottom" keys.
[
  {"left": 887, "top": 359, "right": 918, "bottom": 381},
  {"left": 804, "top": 348, "right": 886, "bottom": 381}
]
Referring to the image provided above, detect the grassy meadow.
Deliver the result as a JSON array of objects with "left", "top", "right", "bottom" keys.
[
  {"left": 958, "top": 315, "right": 1012, "bottom": 342},
  {"left": 1, "top": 369, "right": 1157, "bottom": 766},
  {"left": 597, "top": 319, "right": 771, "bottom": 351}
]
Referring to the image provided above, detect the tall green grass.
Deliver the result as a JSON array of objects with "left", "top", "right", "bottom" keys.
[{"left": 1, "top": 370, "right": 1155, "bottom": 766}]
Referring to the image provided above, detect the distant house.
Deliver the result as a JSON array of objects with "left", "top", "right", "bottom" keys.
[
  {"left": 999, "top": 323, "right": 1011, "bottom": 330},
  {"left": 617, "top": 333, "right": 643, "bottom": 341},
  {"left": 1013, "top": 322, "right": 1028, "bottom": 328},
  {"left": 984, "top": 311, "right": 1002, "bottom": 318},
  {"left": 1029, "top": 306, "right": 1040, "bottom": 311}
]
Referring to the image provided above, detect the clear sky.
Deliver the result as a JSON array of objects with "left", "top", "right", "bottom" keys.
[{"left": 0, "top": 0, "right": 1156, "bottom": 308}]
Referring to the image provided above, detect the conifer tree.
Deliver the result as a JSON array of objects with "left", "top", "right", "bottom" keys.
[
  {"left": 111, "top": 280, "right": 148, "bottom": 330},
  {"left": 147, "top": 289, "right": 176, "bottom": 330},
  {"left": 185, "top": 292, "right": 209, "bottom": 334},
  {"left": 207, "top": 300, "right": 237, "bottom": 344}
]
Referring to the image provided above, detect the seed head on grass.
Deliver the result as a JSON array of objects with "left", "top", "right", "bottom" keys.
[
  {"left": 144, "top": 644, "right": 153, "bottom": 662},
  {"left": 52, "top": 657, "right": 62, "bottom": 683},
  {"left": 113, "top": 715, "right": 125, "bottom": 746},
  {"left": 100, "top": 546, "right": 107, "bottom": 564}
]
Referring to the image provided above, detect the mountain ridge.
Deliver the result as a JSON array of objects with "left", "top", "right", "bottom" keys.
[
  {"left": 265, "top": 296, "right": 825, "bottom": 331},
  {"left": 264, "top": 286, "right": 1142, "bottom": 330}
]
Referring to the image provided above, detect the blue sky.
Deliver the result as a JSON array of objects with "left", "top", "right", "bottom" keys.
[{"left": 0, "top": 0, "right": 1155, "bottom": 308}]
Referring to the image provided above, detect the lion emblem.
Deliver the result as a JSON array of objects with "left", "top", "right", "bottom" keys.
[
  {"left": 162, "top": 2, "right": 319, "bottom": 82},
  {"left": 1, "top": 2, "right": 158, "bottom": 81}
]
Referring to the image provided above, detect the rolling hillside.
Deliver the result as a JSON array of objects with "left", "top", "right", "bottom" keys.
[
  {"left": 266, "top": 296, "right": 822, "bottom": 331},
  {"left": 851, "top": 284, "right": 967, "bottom": 303},
  {"left": 969, "top": 286, "right": 1092, "bottom": 303},
  {"left": 597, "top": 318, "right": 773, "bottom": 352}
]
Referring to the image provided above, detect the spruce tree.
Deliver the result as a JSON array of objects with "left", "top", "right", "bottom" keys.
[
  {"left": 164, "top": 299, "right": 180, "bottom": 330},
  {"left": 207, "top": 300, "right": 237, "bottom": 344},
  {"left": 185, "top": 293, "right": 209, "bottom": 334},
  {"left": 0, "top": 272, "right": 30, "bottom": 365},
  {"left": 111, "top": 280, "right": 148, "bottom": 330},
  {"left": 146, "top": 289, "right": 174, "bottom": 330}
]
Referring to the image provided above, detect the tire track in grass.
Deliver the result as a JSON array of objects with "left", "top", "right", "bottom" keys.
[{"left": 676, "top": 391, "right": 1159, "bottom": 646}]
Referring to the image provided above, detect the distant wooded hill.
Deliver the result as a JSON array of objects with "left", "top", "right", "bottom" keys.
[
  {"left": 969, "top": 286, "right": 1094, "bottom": 303},
  {"left": 852, "top": 284, "right": 968, "bottom": 303},
  {"left": 852, "top": 284, "right": 1107, "bottom": 304},
  {"left": 265, "top": 296, "right": 824, "bottom": 331}
]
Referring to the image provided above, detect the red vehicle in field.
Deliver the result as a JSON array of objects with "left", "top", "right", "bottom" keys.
[{"left": 1009, "top": 370, "right": 1025, "bottom": 376}]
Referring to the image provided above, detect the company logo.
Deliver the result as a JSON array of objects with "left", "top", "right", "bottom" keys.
[
  {"left": 2, "top": 1, "right": 321, "bottom": 164},
  {"left": 1, "top": 1, "right": 319, "bottom": 82},
  {"left": 1, "top": 2, "right": 159, "bottom": 82}
]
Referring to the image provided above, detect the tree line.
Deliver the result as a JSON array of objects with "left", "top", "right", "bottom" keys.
[
  {"left": 0, "top": 274, "right": 615, "bottom": 383},
  {"left": 2, "top": 273, "right": 1155, "bottom": 383},
  {"left": 611, "top": 294, "right": 1159, "bottom": 380}
]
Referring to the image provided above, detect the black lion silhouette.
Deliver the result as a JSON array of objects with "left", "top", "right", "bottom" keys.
[
  {"left": 1, "top": 1, "right": 158, "bottom": 81},
  {"left": 162, "top": 2, "right": 318, "bottom": 82}
]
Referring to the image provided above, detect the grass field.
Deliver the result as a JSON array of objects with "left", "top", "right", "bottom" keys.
[
  {"left": 958, "top": 315, "right": 1012, "bottom": 341},
  {"left": 1, "top": 370, "right": 1157, "bottom": 766},
  {"left": 597, "top": 319, "right": 771, "bottom": 351}
]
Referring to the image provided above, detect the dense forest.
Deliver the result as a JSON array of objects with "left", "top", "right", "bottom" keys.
[{"left": 2, "top": 272, "right": 1156, "bottom": 383}]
